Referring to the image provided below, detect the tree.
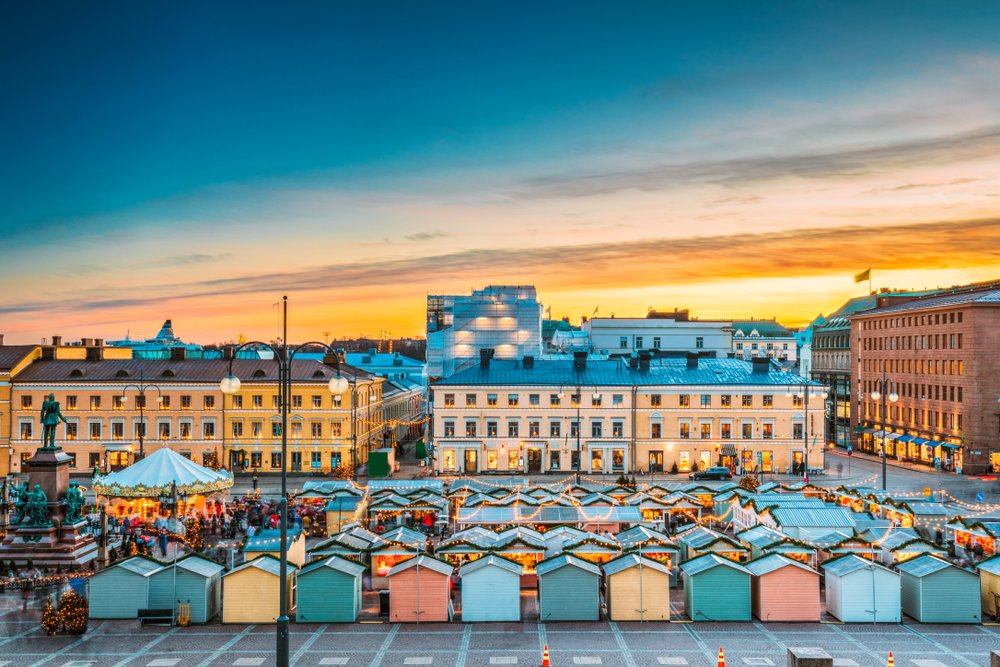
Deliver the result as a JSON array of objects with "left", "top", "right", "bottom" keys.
[
  {"left": 207, "top": 450, "right": 222, "bottom": 471},
  {"left": 59, "top": 591, "right": 89, "bottom": 635},
  {"left": 739, "top": 469, "right": 760, "bottom": 493},
  {"left": 669, "top": 462, "right": 679, "bottom": 475},
  {"left": 41, "top": 602, "right": 60, "bottom": 636},
  {"left": 185, "top": 517, "right": 204, "bottom": 551}
]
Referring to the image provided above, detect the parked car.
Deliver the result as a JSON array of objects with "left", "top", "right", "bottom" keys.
[{"left": 689, "top": 466, "right": 733, "bottom": 481}]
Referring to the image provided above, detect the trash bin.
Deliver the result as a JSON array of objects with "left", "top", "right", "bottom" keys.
[{"left": 379, "top": 590, "right": 390, "bottom": 616}]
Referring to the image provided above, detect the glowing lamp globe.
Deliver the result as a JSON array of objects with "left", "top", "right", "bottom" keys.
[
  {"left": 329, "top": 375, "right": 350, "bottom": 394},
  {"left": 220, "top": 374, "right": 241, "bottom": 395},
  {"left": 870, "top": 390, "right": 881, "bottom": 401},
  {"left": 888, "top": 392, "right": 899, "bottom": 403}
]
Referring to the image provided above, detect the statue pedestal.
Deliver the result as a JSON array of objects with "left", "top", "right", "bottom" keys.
[{"left": 0, "top": 447, "right": 97, "bottom": 567}]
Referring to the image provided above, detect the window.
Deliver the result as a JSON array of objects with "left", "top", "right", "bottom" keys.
[
  {"left": 720, "top": 394, "right": 732, "bottom": 408},
  {"left": 232, "top": 421, "right": 244, "bottom": 437},
  {"left": 762, "top": 422, "right": 774, "bottom": 439},
  {"left": 250, "top": 452, "right": 263, "bottom": 468},
  {"left": 679, "top": 394, "right": 690, "bottom": 407},
  {"left": 487, "top": 393, "right": 498, "bottom": 407},
  {"left": 444, "top": 393, "right": 455, "bottom": 407},
  {"left": 570, "top": 421, "right": 580, "bottom": 437},
  {"left": 620, "top": 336, "right": 628, "bottom": 348},
  {"left": 311, "top": 451, "right": 322, "bottom": 469},
  {"left": 271, "top": 422, "right": 282, "bottom": 437},
  {"left": 571, "top": 393, "right": 581, "bottom": 407},
  {"left": 696, "top": 336, "right": 704, "bottom": 349},
  {"left": 793, "top": 423, "right": 804, "bottom": 439},
  {"left": 650, "top": 394, "right": 661, "bottom": 407},
  {"left": 742, "top": 395, "right": 753, "bottom": 408},
  {"left": 180, "top": 395, "right": 192, "bottom": 410},
  {"left": 529, "top": 420, "right": 540, "bottom": 437},
  {"left": 159, "top": 395, "right": 170, "bottom": 409},
  {"left": 700, "top": 422, "right": 711, "bottom": 439},
  {"left": 591, "top": 421, "right": 603, "bottom": 437},
  {"left": 465, "top": 421, "right": 477, "bottom": 437},
  {"left": 550, "top": 393, "right": 561, "bottom": 407},
  {"left": 312, "top": 395, "right": 322, "bottom": 408},
  {"left": 700, "top": 394, "right": 711, "bottom": 408},
  {"left": 291, "top": 395, "right": 302, "bottom": 408},
  {"left": 653, "top": 337, "right": 661, "bottom": 349},
  {"left": 742, "top": 422, "right": 752, "bottom": 439},
  {"left": 20, "top": 422, "right": 33, "bottom": 439},
  {"left": 20, "top": 395, "right": 33, "bottom": 409},
  {"left": 66, "top": 395, "right": 77, "bottom": 410},
  {"left": 111, "top": 422, "right": 124, "bottom": 440},
  {"left": 651, "top": 422, "right": 662, "bottom": 438},
  {"left": 612, "top": 421, "right": 624, "bottom": 438},
  {"left": 792, "top": 395, "right": 803, "bottom": 408},
  {"left": 635, "top": 336, "right": 643, "bottom": 349},
  {"left": 66, "top": 422, "right": 78, "bottom": 440},
  {"left": 591, "top": 394, "right": 602, "bottom": 407},
  {"left": 158, "top": 422, "right": 170, "bottom": 439},
  {"left": 529, "top": 394, "right": 540, "bottom": 406},
  {"left": 110, "top": 395, "right": 123, "bottom": 410},
  {"left": 444, "top": 421, "right": 455, "bottom": 437},
  {"left": 762, "top": 395, "right": 773, "bottom": 408},
  {"left": 466, "top": 394, "right": 477, "bottom": 407},
  {"left": 272, "top": 395, "right": 281, "bottom": 409},
  {"left": 180, "top": 422, "right": 192, "bottom": 439},
  {"left": 90, "top": 396, "right": 101, "bottom": 410},
  {"left": 550, "top": 451, "right": 560, "bottom": 470},
  {"left": 204, "top": 395, "right": 215, "bottom": 409},
  {"left": 508, "top": 449, "right": 520, "bottom": 470},
  {"left": 204, "top": 421, "right": 216, "bottom": 439},
  {"left": 252, "top": 395, "right": 263, "bottom": 408},
  {"left": 89, "top": 452, "right": 101, "bottom": 469},
  {"left": 679, "top": 422, "right": 691, "bottom": 439},
  {"left": 508, "top": 421, "right": 519, "bottom": 437},
  {"left": 550, "top": 421, "right": 561, "bottom": 437},
  {"left": 487, "top": 421, "right": 498, "bottom": 436},
  {"left": 311, "top": 422, "right": 322, "bottom": 437},
  {"left": 507, "top": 394, "right": 519, "bottom": 407},
  {"left": 331, "top": 421, "right": 343, "bottom": 437},
  {"left": 720, "top": 422, "right": 731, "bottom": 439},
  {"left": 612, "top": 394, "right": 624, "bottom": 407},
  {"left": 231, "top": 395, "right": 243, "bottom": 408}
]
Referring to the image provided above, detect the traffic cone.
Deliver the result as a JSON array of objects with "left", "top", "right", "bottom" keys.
[
  {"left": 718, "top": 646, "right": 726, "bottom": 667},
  {"left": 887, "top": 652, "right": 894, "bottom": 667},
  {"left": 540, "top": 644, "right": 550, "bottom": 667}
]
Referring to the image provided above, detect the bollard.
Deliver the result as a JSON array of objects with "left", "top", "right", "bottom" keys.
[
  {"left": 787, "top": 647, "right": 833, "bottom": 667},
  {"left": 990, "top": 649, "right": 999, "bottom": 667}
]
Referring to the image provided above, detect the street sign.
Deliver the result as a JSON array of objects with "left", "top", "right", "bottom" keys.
[
  {"left": 923, "top": 487, "right": 932, "bottom": 497},
  {"left": 976, "top": 492, "right": 985, "bottom": 502}
]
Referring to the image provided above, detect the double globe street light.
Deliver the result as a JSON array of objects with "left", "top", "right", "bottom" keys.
[
  {"left": 869, "top": 377, "right": 899, "bottom": 491},
  {"left": 219, "top": 296, "right": 350, "bottom": 667}
]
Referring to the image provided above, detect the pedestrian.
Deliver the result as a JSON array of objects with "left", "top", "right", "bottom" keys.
[{"left": 158, "top": 528, "right": 169, "bottom": 557}]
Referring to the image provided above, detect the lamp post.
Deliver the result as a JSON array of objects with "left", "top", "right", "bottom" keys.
[
  {"left": 869, "top": 373, "right": 899, "bottom": 491},
  {"left": 219, "top": 296, "right": 350, "bottom": 667},
  {"left": 120, "top": 373, "right": 163, "bottom": 461},
  {"left": 348, "top": 379, "right": 377, "bottom": 482},
  {"left": 786, "top": 382, "right": 828, "bottom": 484}
]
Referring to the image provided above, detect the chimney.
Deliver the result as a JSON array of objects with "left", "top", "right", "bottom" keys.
[
  {"left": 479, "top": 348, "right": 494, "bottom": 370},
  {"left": 751, "top": 357, "right": 771, "bottom": 374},
  {"left": 639, "top": 351, "right": 652, "bottom": 371},
  {"left": 686, "top": 352, "right": 699, "bottom": 370},
  {"left": 170, "top": 347, "right": 187, "bottom": 361},
  {"left": 95, "top": 338, "right": 104, "bottom": 347},
  {"left": 51, "top": 335, "right": 62, "bottom": 346},
  {"left": 0, "top": 333, "right": 4, "bottom": 346},
  {"left": 86, "top": 346, "right": 102, "bottom": 361},
  {"left": 224, "top": 346, "right": 235, "bottom": 361},
  {"left": 80, "top": 337, "right": 93, "bottom": 347},
  {"left": 522, "top": 355, "right": 535, "bottom": 369},
  {"left": 573, "top": 351, "right": 587, "bottom": 372}
]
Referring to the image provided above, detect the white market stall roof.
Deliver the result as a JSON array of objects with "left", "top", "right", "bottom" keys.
[{"left": 92, "top": 447, "right": 234, "bottom": 498}]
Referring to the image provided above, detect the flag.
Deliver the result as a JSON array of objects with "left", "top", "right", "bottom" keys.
[{"left": 854, "top": 268, "right": 871, "bottom": 283}]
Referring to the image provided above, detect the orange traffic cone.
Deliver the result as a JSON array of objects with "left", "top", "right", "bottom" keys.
[
  {"left": 718, "top": 646, "right": 726, "bottom": 667},
  {"left": 541, "top": 644, "right": 550, "bottom": 667},
  {"left": 887, "top": 652, "right": 894, "bottom": 667}
]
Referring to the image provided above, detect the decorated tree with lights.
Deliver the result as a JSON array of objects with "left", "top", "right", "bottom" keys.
[
  {"left": 59, "top": 591, "right": 89, "bottom": 635},
  {"left": 207, "top": 450, "right": 222, "bottom": 470},
  {"left": 185, "top": 516, "right": 204, "bottom": 551},
  {"left": 41, "top": 601, "right": 60, "bottom": 635},
  {"left": 739, "top": 469, "right": 760, "bottom": 493}
]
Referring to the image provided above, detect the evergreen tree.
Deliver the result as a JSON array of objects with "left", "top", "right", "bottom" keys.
[
  {"left": 58, "top": 591, "right": 89, "bottom": 635},
  {"left": 41, "top": 602, "right": 61, "bottom": 636},
  {"left": 185, "top": 517, "right": 204, "bottom": 551}
]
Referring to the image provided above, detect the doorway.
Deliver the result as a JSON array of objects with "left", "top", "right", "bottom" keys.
[
  {"left": 648, "top": 451, "right": 663, "bottom": 473},
  {"left": 108, "top": 451, "right": 130, "bottom": 471},
  {"left": 791, "top": 450, "right": 804, "bottom": 475},
  {"left": 591, "top": 449, "right": 604, "bottom": 473},
  {"left": 527, "top": 448, "right": 542, "bottom": 473},
  {"left": 464, "top": 449, "right": 478, "bottom": 473}
]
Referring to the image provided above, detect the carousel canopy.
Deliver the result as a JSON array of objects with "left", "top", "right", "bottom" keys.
[{"left": 92, "top": 447, "right": 234, "bottom": 498}]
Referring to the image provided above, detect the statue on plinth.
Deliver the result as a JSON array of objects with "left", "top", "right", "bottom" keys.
[
  {"left": 40, "top": 393, "right": 68, "bottom": 450},
  {"left": 64, "top": 482, "right": 85, "bottom": 524},
  {"left": 11, "top": 484, "right": 28, "bottom": 524},
  {"left": 24, "top": 484, "right": 52, "bottom": 528}
]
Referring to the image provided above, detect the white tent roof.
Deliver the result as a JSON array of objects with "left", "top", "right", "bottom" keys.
[{"left": 92, "top": 447, "right": 234, "bottom": 498}]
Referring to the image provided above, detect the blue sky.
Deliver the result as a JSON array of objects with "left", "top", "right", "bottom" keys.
[{"left": 2, "top": 2, "right": 1000, "bottom": 342}]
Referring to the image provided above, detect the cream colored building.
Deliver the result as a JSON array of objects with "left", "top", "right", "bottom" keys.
[{"left": 431, "top": 353, "right": 826, "bottom": 476}]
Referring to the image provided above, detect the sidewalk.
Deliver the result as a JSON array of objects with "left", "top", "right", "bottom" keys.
[{"left": 826, "top": 448, "right": 945, "bottom": 476}]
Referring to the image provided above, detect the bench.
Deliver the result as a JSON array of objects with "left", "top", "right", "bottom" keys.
[{"left": 137, "top": 608, "right": 173, "bottom": 625}]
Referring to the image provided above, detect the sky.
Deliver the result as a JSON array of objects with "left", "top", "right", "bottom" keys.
[{"left": 3, "top": 1, "right": 1000, "bottom": 344}]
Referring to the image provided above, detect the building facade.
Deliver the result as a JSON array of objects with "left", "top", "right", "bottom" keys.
[
  {"left": 0, "top": 341, "right": 42, "bottom": 476},
  {"left": 344, "top": 350, "right": 425, "bottom": 385},
  {"left": 7, "top": 344, "right": 384, "bottom": 476},
  {"left": 426, "top": 285, "right": 543, "bottom": 380},
  {"left": 731, "top": 320, "right": 797, "bottom": 363},
  {"left": 430, "top": 353, "right": 826, "bottom": 476},
  {"left": 583, "top": 311, "right": 732, "bottom": 358},
  {"left": 849, "top": 281, "right": 1000, "bottom": 475}
]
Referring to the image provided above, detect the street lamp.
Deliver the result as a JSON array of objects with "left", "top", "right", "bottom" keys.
[
  {"left": 785, "top": 383, "right": 829, "bottom": 483},
  {"left": 120, "top": 373, "right": 163, "bottom": 460},
  {"left": 219, "top": 296, "right": 349, "bottom": 667},
  {"left": 869, "top": 374, "right": 899, "bottom": 491}
]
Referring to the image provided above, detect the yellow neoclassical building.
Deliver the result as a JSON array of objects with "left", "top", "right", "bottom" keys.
[{"left": 431, "top": 353, "right": 827, "bottom": 477}]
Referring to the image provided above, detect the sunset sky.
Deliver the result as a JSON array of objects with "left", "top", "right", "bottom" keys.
[{"left": 3, "top": 2, "right": 1000, "bottom": 345}]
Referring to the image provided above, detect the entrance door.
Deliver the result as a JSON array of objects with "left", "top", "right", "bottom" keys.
[
  {"left": 464, "top": 448, "right": 478, "bottom": 473},
  {"left": 699, "top": 451, "right": 711, "bottom": 471},
  {"left": 527, "top": 448, "right": 542, "bottom": 473},
  {"left": 108, "top": 451, "right": 130, "bottom": 471},
  {"left": 290, "top": 451, "right": 302, "bottom": 472},
  {"left": 791, "top": 450, "right": 804, "bottom": 475},
  {"left": 648, "top": 451, "right": 663, "bottom": 473}
]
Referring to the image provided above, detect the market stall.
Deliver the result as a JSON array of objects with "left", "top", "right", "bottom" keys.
[
  {"left": 387, "top": 555, "right": 454, "bottom": 622},
  {"left": 460, "top": 555, "right": 522, "bottom": 622},
  {"left": 745, "top": 554, "right": 820, "bottom": 622},
  {"left": 89, "top": 556, "right": 162, "bottom": 619},
  {"left": 536, "top": 553, "right": 602, "bottom": 621},
  {"left": 821, "top": 554, "right": 900, "bottom": 622},
  {"left": 148, "top": 555, "right": 224, "bottom": 624},
  {"left": 222, "top": 555, "right": 296, "bottom": 624},
  {"left": 604, "top": 553, "right": 671, "bottom": 621},
  {"left": 898, "top": 555, "right": 981, "bottom": 623},
  {"left": 296, "top": 555, "right": 367, "bottom": 622},
  {"left": 680, "top": 554, "right": 752, "bottom": 622}
]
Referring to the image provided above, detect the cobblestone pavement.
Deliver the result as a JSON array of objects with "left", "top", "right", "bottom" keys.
[{"left": 1, "top": 609, "right": 998, "bottom": 667}]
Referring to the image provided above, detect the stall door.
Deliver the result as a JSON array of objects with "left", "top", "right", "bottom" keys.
[{"left": 527, "top": 448, "right": 542, "bottom": 473}]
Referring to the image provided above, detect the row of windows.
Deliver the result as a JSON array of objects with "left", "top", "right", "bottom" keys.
[
  {"left": 813, "top": 333, "right": 850, "bottom": 350},
  {"left": 239, "top": 450, "right": 340, "bottom": 469},
  {"left": 734, "top": 342, "right": 790, "bottom": 351},
  {"left": 618, "top": 336, "right": 689, "bottom": 349},
  {"left": 859, "top": 380, "right": 963, "bottom": 403},
  {"left": 440, "top": 418, "right": 797, "bottom": 440},
  {"left": 861, "top": 310, "right": 963, "bottom": 330},
  {"left": 861, "top": 358, "right": 964, "bottom": 376},
  {"left": 861, "top": 332, "right": 963, "bottom": 352},
  {"left": 862, "top": 402, "right": 963, "bottom": 432},
  {"left": 442, "top": 392, "right": 796, "bottom": 409},
  {"left": 17, "top": 393, "right": 366, "bottom": 411},
  {"left": 18, "top": 418, "right": 348, "bottom": 440}
]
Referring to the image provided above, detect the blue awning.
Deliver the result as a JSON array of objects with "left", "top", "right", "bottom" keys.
[
  {"left": 939, "top": 442, "right": 961, "bottom": 450},
  {"left": 884, "top": 432, "right": 903, "bottom": 440},
  {"left": 895, "top": 435, "right": 914, "bottom": 443}
]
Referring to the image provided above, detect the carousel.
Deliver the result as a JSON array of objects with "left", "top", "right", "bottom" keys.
[{"left": 91, "top": 447, "right": 234, "bottom": 521}]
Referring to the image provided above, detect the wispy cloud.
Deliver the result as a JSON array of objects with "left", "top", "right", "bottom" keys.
[{"left": 403, "top": 230, "right": 449, "bottom": 242}]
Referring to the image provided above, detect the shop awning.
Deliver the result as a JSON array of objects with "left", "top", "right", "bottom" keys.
[
  {"left": 895, "top": 435, "right": 915, "bottom": 443},
  {"left": 721, "top": 444, "right": 737, "bottom": 457},
  {"left": 863, "top": 428, "right": 877, "bottom": 435},
  {"left": 939, "top": 442, "right": 961, "bottom": 450},
  {"left": 102, "top": 443, "right": 132, "bottom": 452},
  {"left": 911, "top": 438, "right": 932, "bottom": 446},
  {"left": 884, "top": 433, "right": 903, "bottom": 440},
  {"left": 872, "top": 430, "right": 885, "bottom": 438}
]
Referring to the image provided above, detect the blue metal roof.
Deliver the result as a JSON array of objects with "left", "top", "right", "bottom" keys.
[{"left": 439, "top": 357, "right": 824, "bottom": 388}]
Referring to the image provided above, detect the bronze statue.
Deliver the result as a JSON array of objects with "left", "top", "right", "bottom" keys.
[
  {"left": 11, "top": 484, "right": 28, "bottom": 524},
  {"left": 40, "top": 393, "right": 68, "bottom": 449},
  {"left": 64, "top": 482, "right": 85, "bottom": 524},
  {"left": 24, "top": 484, "right": 52, "bottom": 528}
]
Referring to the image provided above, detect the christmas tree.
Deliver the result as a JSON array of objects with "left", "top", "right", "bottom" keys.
[
  {"left": 739, "top": 469, "right": 760, "bottom": 493},
  {"left": 207, "top": 450, "right": 221, "bottom": 470},
  {"left": 185, "top": 516, "right": 204, "bottom": 551},
  {"left": 59, "top": 591, "right": 89, "bottom": 635},
  {"left": 41, "top": 601, "right": 61, "bottom": 635}
]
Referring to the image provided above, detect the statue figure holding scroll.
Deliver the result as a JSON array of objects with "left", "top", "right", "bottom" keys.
[{"left": 40, "top": 393, "right": 68, "bottom": 449}]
